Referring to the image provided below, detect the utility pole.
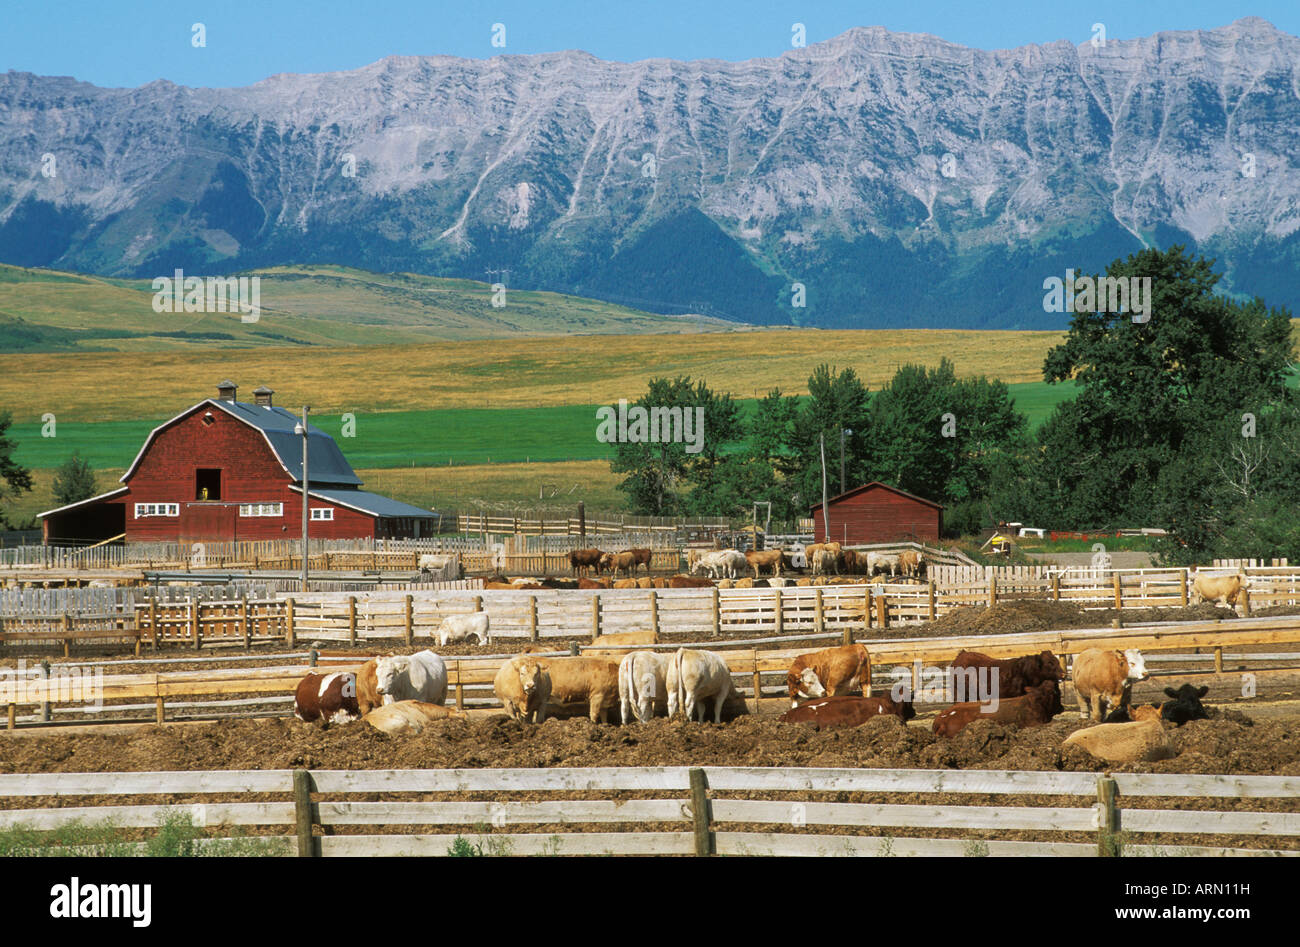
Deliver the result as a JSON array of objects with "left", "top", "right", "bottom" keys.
[
  {"left": 296, "top": 406, "right": 311, "bottom": 593},
  {"left": 839, "top": 427, "right": 850, "bottom": 495},
  {"left": 819, "top": 432, "right": 830, "bottom": 542}
]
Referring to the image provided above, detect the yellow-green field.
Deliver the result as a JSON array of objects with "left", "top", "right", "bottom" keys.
[{"left": 0, "top": 329, "right": 1063, "bottom": 422}]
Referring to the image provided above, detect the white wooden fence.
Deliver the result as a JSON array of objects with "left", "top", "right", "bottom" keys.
[{"left": 0, "top": 767, "right": 1295, "bottom": 857}]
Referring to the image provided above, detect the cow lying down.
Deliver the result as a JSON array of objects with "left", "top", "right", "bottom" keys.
[
  {"left": 1102, "top": 684, "right": 1210, "bottom": 726},
  {"left": 781, "top": 694, "right": 914, "bottom": 730},
  {"left": 931, "top": 679, "right": 1063, "bottom": 738}
]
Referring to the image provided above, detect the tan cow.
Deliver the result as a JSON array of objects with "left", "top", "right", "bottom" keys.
[
  {"left": 613, "top": 578, "right": 639, "bottom": 589},
  {"left": 1071, "top": 648, "right": 1150, "bottom": 721},
  {"left": 587, "top": 629, "right": 659, "bottom": 658},
  {"left": 601, "top": 551, "right": 637, "bottom": 577},
  {"left": 363, "top": 701, "right": 466, "bottom": 735},
  {"left": 786, "top": 644, "right": 870, "bottom": 707},
  {"left": 666, "top": 648, "right": 735, "bottom": 723},
  {"left": 1064, "top": 718, "right": 1174, "bottom": 763},
  {"left": 356, "top": 658, "right": 383, "bottom": 715},
  {"left": 745, "top": 548, "right": 787, "bottom": 578},
  {"left": 1189, "top": 571, "right": 1249, "bottom": 608},
  {"left": 537, "top": 656, "right": 621, "bottom": 723},
  {"left": 898, "top": 550, "right": 921, "bottom": 578},
  {"left": 493, "top": 655, "right": 550, "bottom": 723}
]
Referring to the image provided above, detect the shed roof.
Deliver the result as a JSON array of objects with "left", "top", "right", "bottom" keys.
[
  {"left": 809, "top": 481, "right": 944, "bottom": 513},
  {"left": 293, "top": 486, "right": 438, "bottom": 520}
]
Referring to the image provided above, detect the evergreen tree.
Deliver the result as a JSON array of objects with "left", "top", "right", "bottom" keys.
[
  {"left": 52, "top": 452, "right": 97, "bottom": 507},
  {"left": 0, "top": 411, "right": 34, "bottom": 529}
]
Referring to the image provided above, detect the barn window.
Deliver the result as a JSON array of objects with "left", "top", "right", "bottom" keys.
[
  {"left": 310, "top": 508, "right": 334, "bottom": 521},
  {"left": 239, "top": 503, "right": 283, "bottom": 517},
  {"left": 195, "top": 468, "right": 221, "bottom": 501},
  {"left": 135, "top": 503, "right": 179, "bottom": 518}
]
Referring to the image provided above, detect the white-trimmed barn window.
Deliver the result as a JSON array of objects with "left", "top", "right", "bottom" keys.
[
  {"left": 134, "top": 503, "right": 179, "bottom": 517},
  {"left": 310, "top": 508, "right": 334, "bottom": 521},
  {"left": 239, "top": 503, "right": 283, "bottom": 517}
]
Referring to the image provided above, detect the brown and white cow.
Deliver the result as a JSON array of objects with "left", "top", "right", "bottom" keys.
[
  {"left": 787, "top": 644, "right": 871, "bottom": 707},
  {"left": 293, "top": 671, "right": 361, "bottom": 727},
  {"left": 1070, "top": 648, "right": 1150, "bottom": 721},
  {"left": 781, "top": 694, "right": 914, "bottom": 730},
  {"left": 931, "top": 679, "right": 1063, "bottom": 737}
]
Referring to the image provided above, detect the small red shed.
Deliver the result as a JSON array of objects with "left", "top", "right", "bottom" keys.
[
  {"left": 809, "top": 481, "right": 943, "bottom": 545},
  {"left": 40, "top": 382, "right": 439, "bottom": 544}
]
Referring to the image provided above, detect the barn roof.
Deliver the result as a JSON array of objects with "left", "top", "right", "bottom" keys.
[
  {"left": 121, "top": 399, "right": 363, "bottom": 486},
  {"left": 808, "top": 481, "right": 944, "bottom": 513},
  {"left": 292, "top": 486, "right": 437, "bottom": 519},
  {"left": 38, "top": 486, "right": 130, "bottom": 519}
]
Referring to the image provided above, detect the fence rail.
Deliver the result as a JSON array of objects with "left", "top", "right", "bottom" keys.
[{"left": 0, "top": 766, "right": 1294, "bottom": 857}]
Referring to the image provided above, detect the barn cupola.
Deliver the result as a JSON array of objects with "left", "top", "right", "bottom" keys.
[
  {"left": 216, "top": 380, "right": 238, "bottom": 402},
  {"left": 253, "top": 385, "right": 274, "bottom": 407}
]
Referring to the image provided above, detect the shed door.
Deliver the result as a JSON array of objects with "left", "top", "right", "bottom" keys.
[{"left": 182, "top": 503, "right": 236, "bottom": 542}]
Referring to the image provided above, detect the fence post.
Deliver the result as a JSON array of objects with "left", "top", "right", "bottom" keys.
[
  {"left": 928, "top": 580, "right": 937, "bottom": 619},
  {"left": 529, "top": 595, "right": 538, "bottom": 642},
  {"left": 752, "top": 650, "right": 762, "bottom": 713},
  {"left": 6, "top": 703, "right": 13, "bottom": 730},
  {"left": 773, "top": 589, "right": 783, "bottom": 636},
  {"left": 61, "top": 612, "right": 70, "bottom": 658},
  {"left": 591, "top": 594, "right": 601, "bottom": 640},
  {"left": 688, "top": 767, "right": 713, "bottom": 856},
  {"left": 1214, "top": 646, "right": 1223, "bottom": 675},
  {"left": 293, "top": 768, "right": 317, "bottom": 858},
  {"left": 286, "top": 598, "right": 296, "bottom": 648},
  {"left": 348, "top": 596, "right": 357, "bottom": 646},
  {"left": 404, "top": 594, "right": 414, "bottom": 646},
  {"left": 1113, "top": 573, "right": 1123, "bottom": 610},
  {"left": 38, "top": 660, "right": 50, "bottom": 723},
  {"left": 813, "top": 587, "right": 824, "bottom": 635},
  {"left": 711, "top": 587, "right": 720, "bottom": 637},
  {"left": 1240, "top": 588, "right": 1251, "bottom": 618},
  {"left": 1051, "top": 573, "right": 1060, "bottom": 603},
  {"left": 649, "top": 591, "right": 659, "bottom": 637},
  {"left": 877, "top": 592, "right": 889, "bottom": 629},
  {"left": 988, "top": 576, "right": 998, "bottom": 607},
  {"left": 455, "top": 660, "right": 465, "bottom": 711},
  {"left": 1097, "top": 775, "right": 1120, "bottom": 857},
  {"left": 149, "top": 598, "right": 159, "bottom": 651},
  {"left": 192, "top": 601, "right": 202, "bottom": 651},
  {"left": 1180, "top": 569, "right": 1188, "bottom": 607}
]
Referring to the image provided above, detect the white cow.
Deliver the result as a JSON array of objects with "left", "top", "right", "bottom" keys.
[
  {"left": 437, "top": 612, "right": 491, "bottom": 646},
  {"left": 374, "top": 650, "right": 448, "bottom": 706},
  {"left": 619, "top": 650, "right": 669, "bottom": 724},
  {"left": 417, "top": 554, "right": 461, "bottom": 578},
  {"left": 667, "top": 648, "right": 735, "bottom": 723},
  {"left": 866, "top": 552, "right": 901, "bottom": 577},
  {"left": 692, "top": 549, "right": 745, "bottom": 579}
]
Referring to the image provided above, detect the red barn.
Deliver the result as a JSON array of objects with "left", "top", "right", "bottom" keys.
[
  {"left": 810, "top": 482, "right": 943, "bottom": 545},
  {"left": 40, "top": 381, "right": 438, "bottom": 544}
]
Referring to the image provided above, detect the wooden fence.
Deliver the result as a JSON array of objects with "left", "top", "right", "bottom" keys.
[
  {"left": 6, "top": 616, "right": 1300, "bottom": 726},
  {"left": 0, "top": 766, "right": 1294, "bottom": 856},
  {"left": 457, "top": 513, "right": 731, "bottom": 536}
]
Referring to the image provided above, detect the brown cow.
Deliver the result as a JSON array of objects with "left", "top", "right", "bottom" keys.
[
  {"left": 568, "top": 548, "right": 605, "bottom": 576},
  {"left": 537, "top": 656, "right": 621, "bottom": 723},
  {"left": 601, "top": 551, "right": 637, "bottom": 577},
  {"left": 745, "top": 548, "right": 787, "bottom": 578},
  {"left": 613, "top": 578, "right": 638, "bottom": 589},
  {"left": 293, "top": 671, "right": 361, "bottom": 727},
  {"left": 578, "top": 576, "right": 611, "bottom": 589},
  {"left": 780, "top": 694, "right": 914, "bottom": 729},
  {"left": 948, "top": 650, "right": 1064, "bottom": 700},
  {"left": 898, "top": 550, "right": 921, "bottom": 577},
  {"left": 932, "top": 679, "right": 1063, "bottom": 737},
  {"left": 667, "top": 574, "right": 714, "bottom": 588},
  {"left": 1189, "top": 571, "right": 1249, "bottom": 608},
  {"left": 787, "top": 644, "right": 871, "bottom": 706},
  {"left": 628, "top": 548, "right": 653, "bottom": 574}
]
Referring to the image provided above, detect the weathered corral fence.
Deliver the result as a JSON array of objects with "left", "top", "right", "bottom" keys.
[
  {"left": 6, "top": 617, "right": 1300, "bottom": 727},
  {"left": 0, "top": 767, "right": 1294, "bottom": 856},
  {"left": 457, "top": 513, "right": 730, "bottom": 535}
]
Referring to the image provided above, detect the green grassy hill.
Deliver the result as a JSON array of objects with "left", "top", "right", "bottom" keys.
[{"left": 0, "top": 263, "right": 737, "bottom": 351}]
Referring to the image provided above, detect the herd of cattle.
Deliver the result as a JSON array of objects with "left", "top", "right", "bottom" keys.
[{"left": 292, "top": 631, "right": 1211, "bottom": 761}]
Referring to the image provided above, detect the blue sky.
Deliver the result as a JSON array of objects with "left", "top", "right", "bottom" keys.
[{"left": 2, "top": 1, "right": 1295, "bottom": 88}]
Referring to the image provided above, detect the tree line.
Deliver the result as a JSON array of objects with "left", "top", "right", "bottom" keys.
[{"left": 607, "top": 246, "right": 1300, "bottom": 562}]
